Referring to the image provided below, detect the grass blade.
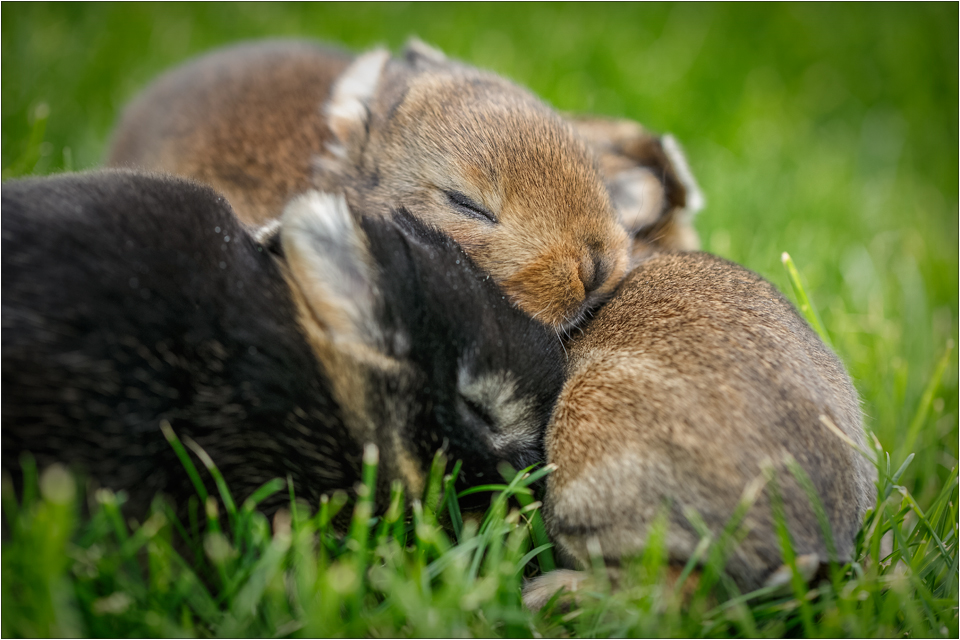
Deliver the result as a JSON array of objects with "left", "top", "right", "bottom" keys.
[
  {"left": 183, "top": 435, "right": 237, "bottom": 531},
  {"left": 515, "top": 542, "right": 555, "bottom": 575},
  {"left": 900, "top": 340, "right": 954, "bottom": 461},
  {"left": 160, "top": 421, "right": 208, "bottom": 505},
  {"left": 443, "top": 460, "right": 464, "bottom": 542},
  {"left": 515, "top": 467, "right": 556, "bottom": 572},
  {"left": 781, "top": 252, "right": 832, "bottom": 349}
]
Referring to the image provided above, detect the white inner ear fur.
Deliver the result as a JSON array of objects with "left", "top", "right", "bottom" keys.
[
  {"left": 325, "top": 49, "right": 390, "bottom": 159},
  {"left": 280, "top": 191, "right": 382, "bottom": 349}
]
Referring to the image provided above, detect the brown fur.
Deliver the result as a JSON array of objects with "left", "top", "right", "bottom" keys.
[
  {"left": 527, "top": 252, "right": 875, "bottom": 606},
  {"left": 107, "top": 40, "right": 658, "bottom": 329},
  {"left": 109, "top": 41, "right": 353, "bottom": 225}
]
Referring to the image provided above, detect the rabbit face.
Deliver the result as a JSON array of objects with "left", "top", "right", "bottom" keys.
[
  {"left": 317, "top": 47, "right": 630, "bottom": 332},
  {"left": 280, "top": 192, "right": 566, "bottom": 499}
]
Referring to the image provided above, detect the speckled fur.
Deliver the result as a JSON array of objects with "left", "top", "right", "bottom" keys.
[
  {"left": 2, "top": 171, "right": 564, "bottom": 518},
  {"left": 531, "top": 252, "right": 875, "bottom": 599},
  {"left": 107, "top": 39, "right": 630, "bottom": 330}
]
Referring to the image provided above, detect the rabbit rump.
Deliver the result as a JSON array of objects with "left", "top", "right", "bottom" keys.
[
  {"left": 570, "top": 116, "right": 704, "bottom": 264},
  {"left": 524, "top": 252, "right": 875, "bottom": 609},
  {"left": 108, "top": 39, "right": 629, "bottom": 330},
  {"left": 2, "top": 171, "right": 564, "bottom": 519}
]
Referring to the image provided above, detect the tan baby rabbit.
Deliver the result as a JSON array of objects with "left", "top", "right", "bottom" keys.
[
  {"left": 109, "top": 39, "right": 630, "bottom": 330},
  {"left": 523, "top": 252, "right": 875, "bottom": 609}
]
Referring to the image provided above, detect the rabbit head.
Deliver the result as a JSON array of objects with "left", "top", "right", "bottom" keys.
[
  {"left": 279, "top": 190, "right": 567, "bottom": 500},
  {"left": 315, "top": 42, "right": 630, "bottom": 331}
]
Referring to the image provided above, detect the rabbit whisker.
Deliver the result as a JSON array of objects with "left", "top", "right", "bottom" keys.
[{"left": 554, "top": 325, "right": 568, "bottom": 358}]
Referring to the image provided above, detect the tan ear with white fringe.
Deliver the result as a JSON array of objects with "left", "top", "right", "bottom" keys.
[
  {"left": 403, "top": 37, "right": 448, "bottom": 65},
  {"left": 324, "top": 49, "right": 390, "bottom": 160},
  {"left": 661, "top": 134, "right": 705, "bottom": 218}
]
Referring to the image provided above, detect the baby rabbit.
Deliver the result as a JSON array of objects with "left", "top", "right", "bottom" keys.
[
  {"left": 109, "top": 39, "right": 634, "bottom": 330},
  {"left": 523, "top": 252, "right": 875, "bottom": 609},
  {"left": 2, "top": 170, "right": 565, "bottom": 518},
  {"left": 569, "top": 116, "right": 704, "bottom": 263}
]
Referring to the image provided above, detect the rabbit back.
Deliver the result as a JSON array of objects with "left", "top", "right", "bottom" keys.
[{"left": 544, "top": 252, "right": 874, "bottom": 590}]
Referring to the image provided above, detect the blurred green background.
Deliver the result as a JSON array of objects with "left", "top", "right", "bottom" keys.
[{"left": 2, "top": 3, "right": 957, "bottom": 499}]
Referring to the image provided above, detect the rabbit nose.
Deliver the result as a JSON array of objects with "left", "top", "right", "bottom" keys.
[{"left": 578, "top": 253, "right": 609, "bottom": 295}]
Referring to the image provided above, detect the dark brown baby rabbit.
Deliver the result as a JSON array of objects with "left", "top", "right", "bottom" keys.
[{"left": 2, "top": 171, "right": 565, "bottom": 519}]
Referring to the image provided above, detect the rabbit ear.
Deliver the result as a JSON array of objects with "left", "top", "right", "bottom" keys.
[
  {"left": 661, "top": 134, "right": 705, "bottom": 216},
  {"left": 607, "top": 166, "right": 670, "bottom": 233},
  {"left": 403, "top": 37, "right": 447, "bottom": 66},
  {"left": 252, "top": 219, "right": 285, "bottom": 256},
  {"left": 280, "top": 191, "right": 383, "bottom": 349},
  {"left": 324, "top": 49, "right": 390, "bottom": 160}
]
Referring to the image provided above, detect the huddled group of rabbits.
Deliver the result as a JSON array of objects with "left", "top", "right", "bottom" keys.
[{"left": 2, "top": 38, "right": 875, "bottom": 604}]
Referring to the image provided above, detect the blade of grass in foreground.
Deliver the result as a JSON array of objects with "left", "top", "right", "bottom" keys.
[
  {"left": 160, "top": 421, "right": 208, "bottom": 505},
  {"left": 900, "top": 340, "right": 954, "bottom": 462},
  {"left": 514, "top": 464, "right": 556, "bottom": 572},
  {"left": 443, "top": 460, "right": 464, "bottom": 542},
  {"left": 183, "top": 434, "right": 238, "bottom": 531},
  {"left": 781, "top": 252, "right": 832, "bottom": 349}
]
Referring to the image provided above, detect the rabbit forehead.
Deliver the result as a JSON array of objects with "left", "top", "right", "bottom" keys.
[{"left": 390, "top": 78, "right": 609, "bottom": 206}]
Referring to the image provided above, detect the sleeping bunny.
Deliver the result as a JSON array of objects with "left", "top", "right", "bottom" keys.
[{"left": 524, "top": 252, "right": 875, "bottom": 608}]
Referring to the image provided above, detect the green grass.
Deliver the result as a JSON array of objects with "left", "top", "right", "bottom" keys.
[
  {"left": 2, "top": 3, "right": 957, "bottom": 637},
  {"left": 3, "top": 422, "right": 957, "bottom": 637}
]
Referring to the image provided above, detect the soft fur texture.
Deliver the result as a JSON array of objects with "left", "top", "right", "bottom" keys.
[
  {"left": 524, "top": 252, "right": 875, "bottom": 607},
  {"left": 109, "top": 41, "right": 354, "bottom": 226},
  {"left": 2, "top": 171, "right": 565, "bottom": 518},
  {"left": 108, "top": 39, "right": 638, "bottom": 330}
]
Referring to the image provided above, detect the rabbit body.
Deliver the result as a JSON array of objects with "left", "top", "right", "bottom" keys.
[
  {"left": 109, "top": 41, "right": 353, "bottom": 227},
  {"left": 2, "top": 171, "right": 564, "bottom": 517},
  {"left": 530, "top": 252, "right": 874, "bottom": 603}
]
